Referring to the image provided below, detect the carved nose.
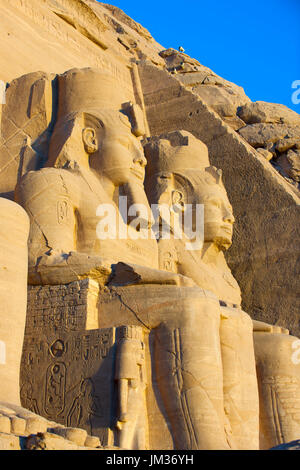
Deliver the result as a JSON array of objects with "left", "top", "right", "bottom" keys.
[
  {"left": 133, "top": 153, "right": 147, "bottom": 168},
  {"left": 223, "top": 209, "right": 235, "bottom": 224}
]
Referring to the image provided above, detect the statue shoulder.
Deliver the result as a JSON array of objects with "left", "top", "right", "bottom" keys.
[{"left": 16, "top": 168, "right": 81, "bottom": 204}]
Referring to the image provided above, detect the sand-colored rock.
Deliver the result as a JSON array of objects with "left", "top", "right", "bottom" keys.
[
  {"left": 0, "top": 433, "right": 21, "bottom": 450},
  {"left": 26, "top": 432, "right": 79, "bottom": 450},
  {"left": 276, "top": 149, "right": 300, "bottom": 182},
  {"left": 254, "top": 332, "right": 300, "bottom": 449},
  {"left": 0, "top": 0, "right": 299, "bottom": 453},
  {"left": 238, "top": 101, "right": 300, "bottom": 126},
  {"left": 0, "top": 416, "right": 11, "bottom": 434},
  {"left": 138, "top": 62, "right": 300, "bottom": 337},
  {"left": 84, "top": 435, "right": 101, "bottom": 448},
  {"left": 189, "top": 84, "right": 248, "bottom": 118},
  {"left": 0, "top": 401, "right": 110, "bottom": 450},
  {"left": 25, "top": 417, "right": 48, "bottom": 435},
  {"left": 256, "top": 148, "right": 273, "bottom": 161},
  {"left": 115, "top": 326, "right": 148, "bottom": 450},
  {"left": 0, "top": 71, "right": 54, "bottom": 199},
  {"left": 10, "top": 417, "right": 26, "bottom": 435},
  {"left": 53, "top": 427, "right": 88, "bottom": 446},
  {"left": 238, "top": 123, "right": 300, "bottom": 148},
  {"left": 12, "top": 65, "right": 299, "bottom": 450},
  {"left": 0, "top": 198, "right": 29, "bottom": 405},
  {"left": 158, "top": 48, "right": 250, "bottom": 119}
]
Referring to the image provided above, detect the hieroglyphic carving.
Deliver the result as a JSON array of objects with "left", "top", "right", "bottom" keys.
[
  {"left": 26, "top": 280, "right": 97, "bottom": 332},
  {"left": 21, "top": 281, "right": 117, "bottom": 445}
]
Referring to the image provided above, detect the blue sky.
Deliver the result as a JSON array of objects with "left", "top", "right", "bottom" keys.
[{"left": 101, "top": 0, "right": 300, "bottom": 112}]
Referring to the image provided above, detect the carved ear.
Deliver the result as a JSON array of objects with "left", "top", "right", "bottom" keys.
[
  {"left": 82, "top": 127, "right": 98, "bottom": 154},
  {"left": 205, "top": 166, "right": 223, "bottom": 184},
  {"left": 171, "top": 190, "right": 184, "bottom": 208}
]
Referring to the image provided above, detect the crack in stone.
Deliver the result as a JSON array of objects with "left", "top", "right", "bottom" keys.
[{"left": 110, "top": 287, "right": 150, "bottom": 331}]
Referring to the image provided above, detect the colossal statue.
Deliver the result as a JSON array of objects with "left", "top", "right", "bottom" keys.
[
  {"left": 15, "top": 68, "right": 300, "bottom": 450},
  {"left": 144, "top": 131, "right": 300, "bottom": 449},
  {"left": 115, "top": 325, "right": 148, "bottom": 450},
  {"left": 144, "top": 132, "right": 260, "bottom": 449},
  {"left": 16, "top": 68, "right": 232, "bottom": 450}
]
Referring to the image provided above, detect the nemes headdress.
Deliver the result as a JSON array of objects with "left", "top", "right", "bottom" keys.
[{"left": 47, "top": 68, "right": 146, "bottom": 167}]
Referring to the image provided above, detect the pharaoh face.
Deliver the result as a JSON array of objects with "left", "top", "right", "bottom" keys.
[
  {"left": 195, "top": 183, "right": 235, "bottom": 250},
  {"left": 92, "top": 114, "right": 147, "bottom": 186},
  {"left": 152, "top": 171, "right": 235, "bottom": 250}
]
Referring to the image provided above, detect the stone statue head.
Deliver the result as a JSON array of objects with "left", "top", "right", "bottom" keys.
[
  {"left": 144, "top": 131, "right": 235, "bottom": 250},
  {"left": 170, "top": 168, "right": 235, "bottom": 250},
  {"left": 47, "top": 109, "right": 147, "bottom": 187},
  {"left": 46, "top": 68, "right": 147, "bottom": 187}
]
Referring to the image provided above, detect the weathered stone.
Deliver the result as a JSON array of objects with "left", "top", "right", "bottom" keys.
[
  {"left": 0, "top": 416, "right": 11, "bottom": 434},
  {"left": 223, "top": 115, "right": 246, "bottom": 131},
  {"left": 10, "top": 416, "right": 26, "bottom": 435},
  {"left": 238, "top": 123, "right": 300, "bottom": 148},
  {"left": 0, "top": 406, "right": 16, "bottom": 416},
  {"left": 138, "top": 62, "right": 300, "bottom": 340},
  {"left": 275, "top": 137, "right": 300, "bottom": 153},
  {"left": 238, "top": 101, "right": 300, "bottom": 125},
  {"left": 25, "top": 417, "right": 48, "bottom": 435},
  {"left": 0, "top": 0, "right": 299, "bottom": 454},
  {"left": 100, "top": 3, "right": 153, "bottom": 40},
  {"left": 0, "top": 432, "right": 21, "bottom": 450},
  {"left": 256, "top": 148, "right": 273, "bottom": 161},
  {"left": 191, "top": 85, "right": 240, "bottom": 116},
  {"left": 52, "top": 427, "right": 88, "bottom": 446},
  {"left": 84, "top": 435, "right": 101, "bottom": 448},
  {"left": 276, "top": 149, "right": 300, "bottom": 182},
  {"left": 26, "top": 432, "right": 79, "bottom": 450}
]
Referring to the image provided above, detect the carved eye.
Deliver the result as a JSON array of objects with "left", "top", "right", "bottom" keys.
[
  {"left": 207, "top": 199, "right": 221, "bottom": 208},
  {"left": 119, "top": 137, "right": 132, "bottom": 151}
]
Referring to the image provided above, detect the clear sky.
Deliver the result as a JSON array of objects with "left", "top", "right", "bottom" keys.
[{"left": 101, "top": 0, "right": 300, "bottom": 112}]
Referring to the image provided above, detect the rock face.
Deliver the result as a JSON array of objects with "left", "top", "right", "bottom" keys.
[
  {"left": 0, "top": 402, "right": 113, "bottom": 450},
  {"left": 0, "top": 198, "right": 29, "bottom": 405},
  {"left": 238, "top": 101, "right": 300, "bottom": 126},
  {"left": 0, "top": 0, "right": 299, "bottom": 452},
  {"left": 159, "top": 48, "right": 250, "bottom": 119}
]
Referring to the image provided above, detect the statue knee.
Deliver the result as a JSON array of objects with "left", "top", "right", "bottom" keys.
[{"left": 254, "top": 332, "right": 300, "bottom": 372}]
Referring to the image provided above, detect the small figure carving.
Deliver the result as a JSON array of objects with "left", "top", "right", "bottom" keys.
[
  {"left": 115, "top": 326, "right": 148, "bottom": 450},
  {"left": 67, "top": 378, "right": 102, "bottom": 435}
]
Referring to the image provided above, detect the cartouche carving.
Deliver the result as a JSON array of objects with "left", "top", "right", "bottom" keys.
[{"left": 145, "top": 131, "right": 300, "bottom": 449}]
